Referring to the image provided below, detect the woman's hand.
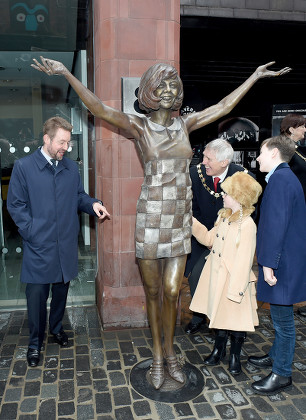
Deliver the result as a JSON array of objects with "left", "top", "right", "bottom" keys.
[
  {"left": 31, "top": 56, "right": 69, "bottom": 76},
  {"left": 255, "top": 61, "right": 291, "bottom": 79}
]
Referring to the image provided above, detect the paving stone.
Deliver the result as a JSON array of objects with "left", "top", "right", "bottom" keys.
[
  {"left": 137, "top": 346, "right": 153, "bottom": 358},
  {"left": 115, "top": 406, "right": 134, "bottom": 420},
  {"left": 106, "top": 360, "right": 121, "bottom": 370},
  {"left": 0, "top": 357, "right": 12, "bottom": 368},
  {"left": 123, "top": 353, "right": 138, "bottom": 366},
  {"left": 60, "top": 369, "right": 74, "bottom": 380},
  {"left": 277, "top": 404, "right": 305, "bottom": 420},
  {"left": 44, "top": 356, "right": 58, "bottom": 369},
  {"left": 215, "top": 404, "right": 237, "bottom": 419},
  {"left": 19, "top": 415, "right": 37, "bottom": 420},
  {"left": 93, "top": 379, "right": 109, "bottom": 392},
  {"left": 40, "top": 384, "right": 57, "bottom": 399},
  {"left": 4, "top": 387, "right": 22, "bottom": 402},
  {"left": 91, "top": 349, "right": 104, "bottom": 366},
  {"left": 193, "top": 402, "right": 215, "bottom": 418},
  {"left": 104, "top": 340, "right": 118, "bottom": 350},
  {"left": 155, "top": 401, "right": 175, "bottom": 419},
  {"left": 76, "top": 355, "right": 90, "bottom": 371},
  {"left": 211, "top": 366, "right": 233, "bottom": 385},
  {"left": 185, "top": 349, "right": 204, "bottom": 364},
  {"left": 113, "top": 386, "right": 131, "bottom": 406},
  {"left": 77, "top": 404, "right": 95, "bottom": 420},
  {"left": 0, "top": 382, "right": 5, "bottom": 397},
  {"left": 9, "top": 376, "right": 24, "bottom": 387},
  {"left": 206, "top": 391, "right": 227, "bottom": 404},
  {"left": 174, "top": 402, "right": 193, "bottom": 416},
  {"left": 240, "top": 408, "right": 267, "bottom": 419},
  {"left": 106, "top": 350, "right": 120, "bottom": 360},
  {"left": 223, "top": 386, "right": 249, "bottom": 406},
  {"left": 60, "top": 359, "right": 74, "bottom": 369},
  {"left": 58, "top": 401, "right": 75, "bottom": 416},
  {"left": 119, "top": 341, "right": 134, "bottom": 353},
  {"left": 38, "top": 398, "right": 56, "bottom": 420},
  {"left": 24, "top": 381, "right": 40, "bottom": 396},
  {"left": 89, "top": 338, "right": 103, "bottom": 350},
  {"left": 250, "top": 396, "right": 275, "bottom": 413},
  {"left": 76, "top": 371, "right": 92, "bottom": 386},
  {"left": 92, "top": 368, "right": 107, "bottom": 379},
  {"left": 109, "top": 371, "right": 126, "bottom": 386},
  {"left": 20, "top": 397, "right": 37, "bottom": 413},
  {"left": 43, "top": 369, "right": 57, "bottom": 383},
  {"left": 77, "top": 387, "right": 93, "bottom": 403},
  {"left": 95, "top": 392, "right": 112, "bottom": 414},
  {"left": 59, "top": 380, "right": 75, "bottom": 401},
  {"left": 76, "top": 345, "right": 89, "bottom": 354},
  {"left": 133, "top": 400, "right": 151, "bottom": 416},
  {"left": 12, "top": 360, "right": 27, "bottom": 376},
  {"left": 292, "top": 397, "right": 306, "bottom": 414},
  {"left": 26, "top": 369, "right": 42, "bottom": 380},
  {"left": 0, "top": 402, "right": 18, "bottom": 419}
]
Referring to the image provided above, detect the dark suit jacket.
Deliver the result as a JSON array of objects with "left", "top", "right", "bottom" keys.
[
  {"left": 289, "top": 145, "right": 306, "bottom": 200},
  {"left": 7, "top": 149, "right": 97, "bottom": 284},
  {"left": 256, "top": 163, "right": 306, "bottom": 304},
  {"left": 185, "top": 162, "right": 253, "bottom": 276}
]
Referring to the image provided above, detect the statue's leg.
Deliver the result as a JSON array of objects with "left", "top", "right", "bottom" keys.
[
  {"left": 162, "top": 255, "right": 187, "bottom": 384},
  {"left": 137, "top": 258, "right": 165, "bottom": 389}
]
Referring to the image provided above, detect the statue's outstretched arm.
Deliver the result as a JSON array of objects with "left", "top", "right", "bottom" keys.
[
  {"left": 31, "top": 56, "right": 142, "bottom": 138},
  {"left": 184, "top": 61, "right": 291, "bottom": 133}
]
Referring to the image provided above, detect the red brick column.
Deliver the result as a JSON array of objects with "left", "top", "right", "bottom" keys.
[{"left": 93, "top": 0, "right": 180, "bottom": 328}]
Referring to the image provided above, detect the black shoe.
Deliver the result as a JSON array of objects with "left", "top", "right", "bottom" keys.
[
  {"left": 248, "top": 354, "right": 273, "bottom": 368},
  {"left": 185, "top": 320, "right": 205, "bottom": 334},
  {"left": 53, "top": 331, "right": 68, "bottom": 346},
  {"left": 27, "top": 348, "right": 40, "bottom": 367},
  {"left": 229, "top": 354, "right": 241, "bottom": 375},
  {"left": 297, "top": 306, "right": 306, "bottom": 317},
  {"left": 251, "top": 372, "right": 292, "bottom": 395}
]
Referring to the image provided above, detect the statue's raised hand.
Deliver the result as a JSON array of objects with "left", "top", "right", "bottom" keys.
[
  {"left": 31, "top": 56, "right": 68, "bottom": 76},
  {"left": 255, "top": 61, "right": 291, "bottom": 79}
]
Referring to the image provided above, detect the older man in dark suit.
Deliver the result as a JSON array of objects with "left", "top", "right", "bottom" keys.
[
  {"left": 184, "top": 138, "right": 254, "bottom": 334},
  {"left": 7, "top": 117, "right": 109, "bottom": 367},
  {"left": 248, "top": 135, "right": 306, "bottom": 395}
]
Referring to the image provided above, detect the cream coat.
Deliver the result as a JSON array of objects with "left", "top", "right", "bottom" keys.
[{"left": 190, "top": 211, "right": 258, "bottom": 331}]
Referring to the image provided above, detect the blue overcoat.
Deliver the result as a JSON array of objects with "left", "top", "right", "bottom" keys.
[
  {"left": 7, "top": 148, "right": 97, "bottom": 284},
  {"left": 256, "top": 163, "right": 306, "bottom": 304}
]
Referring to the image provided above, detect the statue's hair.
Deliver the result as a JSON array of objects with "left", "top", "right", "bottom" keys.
[{"left": 138, "top": 63, "right": 183, "bottom": 112}]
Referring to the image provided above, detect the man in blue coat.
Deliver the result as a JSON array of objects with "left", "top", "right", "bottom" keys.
[
  {"left": 248, "top": 135, "right": 306, "bottom": 395},
  {"left": 7, "top": 116, "right": 110, "bottom": 367},
  {"left": 184, "top": 138, "right": 253, "bottom": 334}
]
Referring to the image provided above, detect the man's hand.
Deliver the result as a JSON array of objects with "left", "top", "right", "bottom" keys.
[
  {"left": 93, "top": 202, "right": 110, "bottom": 220},
  {"left": 263, "top": 266, "right": 277, "bottom": 287}
]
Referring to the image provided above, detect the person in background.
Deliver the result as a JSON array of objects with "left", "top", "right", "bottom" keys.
[
  {"left": 184, "top": 138, "right": 255, "bottom": 334},
  {"left": 280, "top": 113, "right": 306, "bottom": 317},
  {"left": 7, "top": 117, "right": 109, "bottom": 367},
  {"left": 248, "top": 135, "right": 306, "bottom": 395},
  {"left": 190, "top": 172, "right": 262, "bottom": 375}
]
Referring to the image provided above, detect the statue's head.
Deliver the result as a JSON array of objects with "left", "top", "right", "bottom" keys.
[{"left": 138, "top": 63, "right": 183, "bottom": 113}]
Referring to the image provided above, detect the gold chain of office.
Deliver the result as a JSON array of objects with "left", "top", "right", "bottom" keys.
[
  {"left": 197, "top": 164, "right": 248, "bottom": 199},
  {"left": 295, "top": 150, "right": 306, "bottom": 162},
  {"left": 197, "top": 164, "right": 224, "bottom": 198}
]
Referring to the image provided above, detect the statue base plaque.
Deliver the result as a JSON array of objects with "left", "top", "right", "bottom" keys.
[{"left": 130, "top": 358, "right": 204, "bottom": 403}]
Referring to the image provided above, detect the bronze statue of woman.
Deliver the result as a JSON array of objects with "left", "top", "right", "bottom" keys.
[{"left": 32, "top": 57, "right": 290, "bottom": 389}]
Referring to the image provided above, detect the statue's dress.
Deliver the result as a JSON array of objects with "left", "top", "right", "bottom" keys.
[{"left": 134, "top": 117, "right": 193, "bottom": 259}]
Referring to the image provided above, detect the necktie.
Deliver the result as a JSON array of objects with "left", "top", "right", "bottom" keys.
[
  {"left": 50, "top": 159, "right": 57, "bottom": 172},
  {"left": 213, "top": 177, "right": 220, "bottom": 192}
]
